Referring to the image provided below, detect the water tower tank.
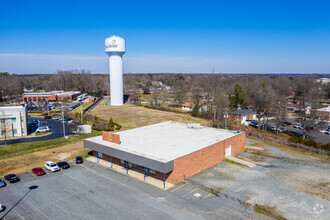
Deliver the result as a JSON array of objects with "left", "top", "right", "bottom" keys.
[{"left": 105, "top": 36, "right": 126, "bottom": 106}]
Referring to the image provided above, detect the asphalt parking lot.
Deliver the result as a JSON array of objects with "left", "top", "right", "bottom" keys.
[
  {"left": 0, "top": 161, "right": 250, "bottom": 220},
  {"left": 0, "top": 117, "right": 73, "bottom": 145}
]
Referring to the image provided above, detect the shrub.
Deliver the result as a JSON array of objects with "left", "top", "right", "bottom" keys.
[{"left": 304, "top": 138, "right": 317, "bottom": 147}]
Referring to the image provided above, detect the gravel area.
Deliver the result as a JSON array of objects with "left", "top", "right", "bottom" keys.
[{"left": 189, "top": 138, "right": 330, "bottom": 220}]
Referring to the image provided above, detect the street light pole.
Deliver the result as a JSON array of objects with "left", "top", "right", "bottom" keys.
[
  {"left": 224, "top": 108, "right": 229, "bottom": 130},
  {"left": 62, "top": 107, "right": 66, "bottom": 138},
  {"left": 81, "top": 102, "right": 83, "bottom": 123}
]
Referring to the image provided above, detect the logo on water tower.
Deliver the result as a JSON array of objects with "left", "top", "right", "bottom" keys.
[{"left": 109, "top": 39, "right": 118, "bottom": 48}]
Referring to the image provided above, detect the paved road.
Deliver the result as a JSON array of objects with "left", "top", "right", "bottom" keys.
[
  {"left": 0, "top": 161, "right": 249, "bottom": 219},
  {"left": 0, "top": 117, "right": 73, "bottom": 145}
]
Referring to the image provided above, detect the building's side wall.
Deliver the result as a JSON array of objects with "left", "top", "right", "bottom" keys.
[
  {"left": 0, "top": 107, "right": 28, "bottom": 137},
  {"left": 167, "top": 132, "right": 245, "bottom": 185}
]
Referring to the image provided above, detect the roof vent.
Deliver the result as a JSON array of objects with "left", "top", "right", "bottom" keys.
[{"left": 187, "top": 123, "right": 201, "bottom": 129}]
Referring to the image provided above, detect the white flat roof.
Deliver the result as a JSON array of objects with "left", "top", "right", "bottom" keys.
[{"left": 85, "top": 121, "right": 241, "bottom": 163}]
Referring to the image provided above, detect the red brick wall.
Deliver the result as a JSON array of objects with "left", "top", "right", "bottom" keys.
[
  {"left": 102, "top": 131, "right": 120, "bottom": 144},
  {"left": 167, "top": 132, "right": 245, "bottom": 184}
]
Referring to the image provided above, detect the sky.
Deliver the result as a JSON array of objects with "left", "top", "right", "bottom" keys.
[{"left": 0, "top": 0, "right": 329, "bottom": 74}]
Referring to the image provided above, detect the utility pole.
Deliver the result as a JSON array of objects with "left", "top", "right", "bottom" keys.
[
  {"left": 1, "top": 91, "right": 4, "bottom": 105},
  {"left": 47, "top": 98, "right": 49, "bottom": 116},
  {"left": 212, "top": 105, "right": 217, "bottom": 128},
  {"left": 237, "top": 104, "right": 241, "bottom": 123},
  {"left": 277, "top": 102, "right": 281, "bottom": 135}
]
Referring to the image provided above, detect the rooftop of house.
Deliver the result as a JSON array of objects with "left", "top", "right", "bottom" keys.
[
  {"left": 181, "top": 102, "right": 193, "bottom": 107},
  {"left": 231, "top": 109, "right": 256, "bottom": 116},
  {"left": 84, "top": 121, "right": 242, "bottom": 163}
]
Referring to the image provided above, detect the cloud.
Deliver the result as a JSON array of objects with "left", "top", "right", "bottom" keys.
[{"left": 0, "top": 53, "right": 328, "bottom": 74}]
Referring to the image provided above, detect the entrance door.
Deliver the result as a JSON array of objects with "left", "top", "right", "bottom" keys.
[{"left": 225, "top": 146, "right": 231, "bottom": 157}]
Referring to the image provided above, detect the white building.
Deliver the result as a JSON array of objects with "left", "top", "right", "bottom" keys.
[{"left": 0, "top": 105, "right": 28, "bottom": 138}]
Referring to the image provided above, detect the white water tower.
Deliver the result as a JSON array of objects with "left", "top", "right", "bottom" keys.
[{"left": 105, "top": 35, "right": 126, "bottom": 106}]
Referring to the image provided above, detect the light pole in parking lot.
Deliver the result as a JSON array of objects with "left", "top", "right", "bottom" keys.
[{"left": 62, "top": 107, "right": 66, "bottom": 138}]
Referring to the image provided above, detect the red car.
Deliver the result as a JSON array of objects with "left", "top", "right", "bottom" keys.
[
  {"left": 32, "top": 167, "right": 46, "bottom": 176},
  {"left": 44, "top": 116, "right": 52, "bottom": 119}
]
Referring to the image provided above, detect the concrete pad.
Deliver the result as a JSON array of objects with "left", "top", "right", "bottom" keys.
[
  {"left": 227, "top": 156, "right": 256, "bottom": 168},
  {"left": 246, "top": 146, "right": 264, "bottom": 151}
]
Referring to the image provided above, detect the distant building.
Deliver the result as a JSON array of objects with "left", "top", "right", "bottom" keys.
[
  {"left": 181, "top": 102, "right": 194, "bottom": 111},
  {"left": 316, "top": 78, "right": 330, "bottom": 84},
  {"left": 231, "top": 109, "right": 256, "bottom": 124},
  {"left": 281, "top": 104, "right": 311, "bottom": 114},
  {"left": 23, "top": 91, "right": 81, "bottom": 103},
  {"left": 84, "top": 121, "right": 245, "bottom": 187},
  {"left": 0, "top": 105, "right": 28, "bottom": 138}
]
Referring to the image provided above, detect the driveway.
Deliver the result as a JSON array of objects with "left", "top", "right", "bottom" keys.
[
  {"left": 0, "top": 161, "right": 254, "bottom": 220},
  {"left": 0, "top": 117, "right": 73, "bottom": 145}
]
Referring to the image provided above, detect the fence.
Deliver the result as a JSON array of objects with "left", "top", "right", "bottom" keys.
[{"left": 84, "top": 97, "right": 104, "bottom": 113}]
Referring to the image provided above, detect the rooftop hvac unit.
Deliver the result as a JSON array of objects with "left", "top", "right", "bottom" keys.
[{"left": 187, "top": 123, "right": 201, "bottom": 129}]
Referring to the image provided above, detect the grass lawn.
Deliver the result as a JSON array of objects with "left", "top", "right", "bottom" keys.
[
  {"left": 89, "top": 101, "right": 210, "bottom": 131},
  {"left": 35, "top": 131, "right": 51, "bottom": 136},
  {"left": 0, "top": 131, "right": 102, "bottom": 160}
]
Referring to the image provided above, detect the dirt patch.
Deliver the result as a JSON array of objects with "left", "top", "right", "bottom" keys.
[
  {"left": 0, "top": 141, "right": 84, "bottom": 177},
  {"left": 254, "top": 204, "right": 287, "bottom": 220},
  {"left": 89, "top": 103, "right": 209, "bottom": 131},
  {"left": 288, "top": 176, "right": 330, "bottom": 201}
]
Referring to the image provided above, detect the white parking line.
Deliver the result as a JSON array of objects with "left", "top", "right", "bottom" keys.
[
  {"left": 53, "top": 202, "right": 69, "bottom": 214},
  {"left": 183, "top": 188, "right": 198, "bottom": 197},
  {"left": 14, "top": 210, "right": 25, "bottom": 219},
  {"left": 203, "top": 193, "right": 212, "bottom": 199},
  {"left": 23, "top": 197, "right": 50, "bottom": 219},
  {"left": 171, "top": 184, "right": 186, "bottom": 192}
]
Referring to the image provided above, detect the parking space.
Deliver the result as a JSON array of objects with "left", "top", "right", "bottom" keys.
[{"left": 0, "top": 161, "right": 249, "bottom": 220}]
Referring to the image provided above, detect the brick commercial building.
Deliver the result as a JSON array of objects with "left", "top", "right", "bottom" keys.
[
  {"left": 84, "top": 121, "right": 245, "bottom": 187},
  {"left": 23, "top": 91, "right": 81, "bottom": 103}
]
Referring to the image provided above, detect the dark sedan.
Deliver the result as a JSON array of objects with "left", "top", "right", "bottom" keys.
[
  {"left": 57, "top": 161, "right": 70, "bottom": 169},
  {"left": 76, "top": 156, "right": 83, "bottom": 164},
  {"left": 4, "top": 174, "right": 20, "bottom": 183}
]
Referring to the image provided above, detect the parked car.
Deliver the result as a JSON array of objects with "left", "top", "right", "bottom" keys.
[
  {"left": 277, "top": 127, "right": 287, "bottom": 133},
  {"left": 52, "top": 116, "right": 61, "bottom": 120},
  {"left": 293, "top": 123, "right": 301, "bottom": 128},
  {"left": 44, "top": 116, "right": 52, "bottom": 119},
  {"left": 4, "top": 174, "right": 20, "bottom": 183},
  {"left": 270, "top": 126, "right": 277, "bottom": 131},
  {"left": 0, "top": 178, "right": 6, "bottom": 188},
  {"left": 32, "top": 167, "right": 46, "bottom": 176},
  {"left": 319, "top": 129, "right": 327, "bottom": 134},
  {"left": 57, "top": 161, "right": 70, "bottom": 169},
  {"left": 76, "top": 156, "right": 83, "bottom": 164},
  {"left": 36, "top": 126, "right": 50, "bottom": 133},
  {"left": 44, "top": 161, "right": 60, "bottom": 172},
  {"left": 283, "top": 121, "right": 291, "bottom": 126}
]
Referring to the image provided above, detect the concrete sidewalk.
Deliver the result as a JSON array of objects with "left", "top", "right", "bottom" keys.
[{"left": 86, "top": 156, "right": 174, "bottom": 190}]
